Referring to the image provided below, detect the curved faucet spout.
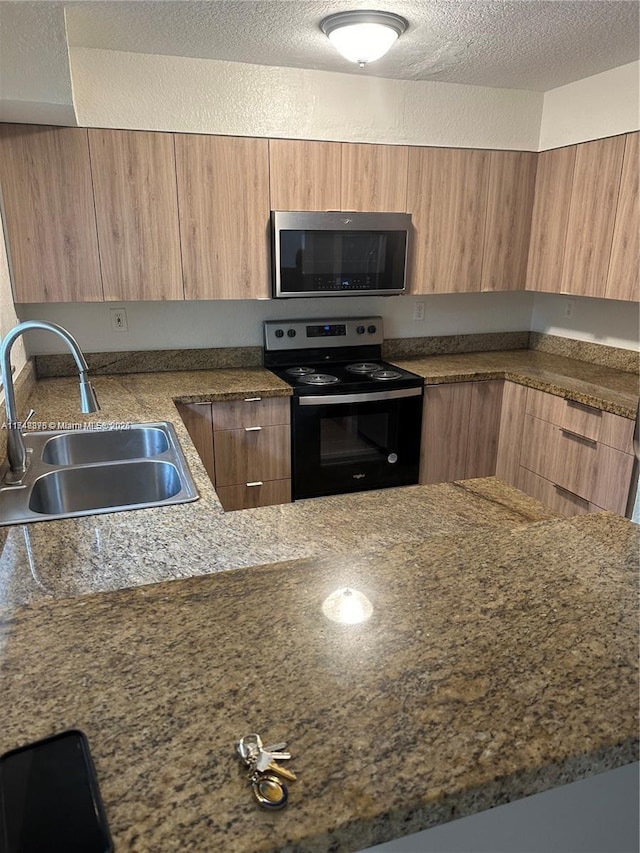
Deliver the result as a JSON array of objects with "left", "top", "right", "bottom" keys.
[{"left": 1, "top": 321, "right": 100, "bottom": 482}]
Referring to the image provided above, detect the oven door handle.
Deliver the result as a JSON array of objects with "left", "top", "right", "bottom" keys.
[{"left": 298, "top": 387, "right": 423, "bottom": 406}]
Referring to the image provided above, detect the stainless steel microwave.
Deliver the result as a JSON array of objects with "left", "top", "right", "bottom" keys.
[{"left": 271, "top": 210, "right": 411, "bottom": 298}]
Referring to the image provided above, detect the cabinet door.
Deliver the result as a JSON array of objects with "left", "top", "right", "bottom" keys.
[
  {"left": 0, "top": 124, "right": 103, "bottom": 302},
  {"left": 175, "top": 402, "right": 215, "bottom": 483},
  {"left": 560, "top": 135, "right": 626, "bottom": 297},
  {"left": 175, "top": 134, "right": 270, "bottom": 299},
  {"left": 495, "top": 381, "right": 528, "bottom": 488},
  {"left": 481, "top": 151, "right": 537, "bottom": 292},
  {"left": 420, "top": 383, "right": 472, "bottom": 484},
  {"left": 525, "top": 145, "right": 576, "bottom": 293},
  {"left": 606, "top": 132, "right": 640, "bottom": 302},
  {"left": 269, "top": 139, "right": 341, "bottom": 211},
  {"left": 407, "top": 147, "right": 490, "bottom": 293},
  {"left": 341, "top": 143, "right": 408, "bottom": 212},
  {"left": 89, "top": 129, "right": 183, "bottom": 301},
  {"left": 466, "top": 381, "right": 504, "bottom": 478},
  {"left": 214, "top": 425, "right": 290, "bottom": 487}
]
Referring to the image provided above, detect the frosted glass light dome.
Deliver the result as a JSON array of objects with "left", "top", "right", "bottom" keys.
[{"left": 321, "top": 11, "right": 408, "bottom": 67}]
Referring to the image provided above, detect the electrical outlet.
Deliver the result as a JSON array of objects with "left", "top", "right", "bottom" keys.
[
  {"left": 412, "top": 302, "right": 425, "bottom": 321},
  {"left": 110, "top": 308, "right": 128, "bottom": 332},
  {"left": 563, "top": 299, "right": 576, "bottom": 320}
]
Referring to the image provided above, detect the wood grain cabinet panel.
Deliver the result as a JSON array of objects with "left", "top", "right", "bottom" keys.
[
  {"left": 216, "top": 480, "right": 291, "bottom": 512},
  {"left": 175, "top": 402, "right": 215, "bottom": 482},
  {"left": 560, "top": 135, "right": 626, "bottom": 298},
  {"left": 525, "top": 145, "right": 576, "bottom": 293},
  {"left": 175, "top": 134, "right": 270, "bottom": 299},
  {"left": 341, "top": 143, "right": 408, "bottom": 212},
  {"left": 420, "top": 383, "right": 472, "bottom": 484},
  {"left": 606, "top": 132, "right": 640, "bottom": 302},
  {"left": 269, "top": 139, "right": 341, "bottom": 211},
  {"left": 495, "top": 381, "right": 528, "bottom": 488},
  {"left": 0, "top": 124, "right": 103, "bottom": 302},
  {"left": 210, "top": 397, "right": 290, "bottom": 431},
  {"left": 214, "top": 425, "right": 291, "bottom": 487},
  {"left": 481, "top": 151, "right": 537, "bottom": 291},
  {"left": 88, "top": 129, "right": 183, "bottom": 301},
  {"left": 520, "top": 414, "right": 633, "bottom": 514},
  {"left": 518, "top": 468, "right": 605, "bottom": 516},
  {"left": 407, "top": 147, "right": 490, "bottom": 293},
  {"left": 466, "top": 380, "right": 504, "bottom": 478}
]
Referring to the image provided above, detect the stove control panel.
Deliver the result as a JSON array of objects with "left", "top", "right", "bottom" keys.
[{"left": 265, "top": 317, "right": 384, "bottom": 350}]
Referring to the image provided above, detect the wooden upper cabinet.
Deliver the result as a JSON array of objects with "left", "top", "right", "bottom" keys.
[
  {"left": 481, "top": 151, "right": 537, "bottom": 292},
  {"left": 560, "top": 135, "right": 626, "bottom": 298},
  {"left": 341, "top": 143, "right": 408, "bottom": 211},
  {"left": 88, "top": 129, "right": 183, "bottom": 301},
  {"left": 175, "top": 134, "right": 270, "bottom": 299},
  {"left": 525, "top": 145, "right": 576, "bottom": 293},
  {"left": 606, "top": 132, "right": 639, "bottom": 302},
  {"left": 407, "top": 147, "right": 490, "bottom": 293},
  {"left": 0, "top": 124, "right": 103, "bottom": 302},
  {"left": 269, "top": 139, "right": 341, "bottom": 211}
]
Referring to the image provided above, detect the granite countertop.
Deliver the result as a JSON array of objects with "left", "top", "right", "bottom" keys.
[
  {"left": 0, "top": 356, "right": 638, "bottom": 850},
  {"left": 390, "top": 350, "right": 639, "bottom": 418},
  {"left": 1, "top": 513, "right": 637, "bottom": 852}
]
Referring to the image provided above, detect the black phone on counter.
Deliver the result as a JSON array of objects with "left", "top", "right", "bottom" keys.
[{"left": 0, "top": 729, "right": 113, "bottom": 853}]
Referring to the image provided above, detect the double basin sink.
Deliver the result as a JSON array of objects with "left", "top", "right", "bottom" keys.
[{"left": 0, "top": 423, "right": 198, "bottom": 526}]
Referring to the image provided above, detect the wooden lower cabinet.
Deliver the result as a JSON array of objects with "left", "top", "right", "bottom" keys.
[
  {"left": 518, "top": 467, "right": 605, "bottom": 516},
  {"left": 495, "top": 381, "right": 528, "bottom": 487},
  {"left": 215, "top": 480, "right": 291, "bottom": 513},
  {"left": 420, "top": 380, "right": 503, "bottom": 484},
  {"left": 177, "top": 396, "right": 292, "bottom": 512}
]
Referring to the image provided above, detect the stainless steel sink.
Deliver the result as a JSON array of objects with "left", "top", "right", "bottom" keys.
[
  {"left": 0, "top": 422, "right": 198, "bottom": 526},
  {"left": 29, "top": 460, "right": 183, "bottom": 515},
  {"left": 41, "top": 426, "right": 169, "bottom": 465}
]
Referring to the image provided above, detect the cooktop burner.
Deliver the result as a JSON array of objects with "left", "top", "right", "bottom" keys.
[
  {"left": 370, "top": 369, "right": 403, "bottom": 381},
  {"left": 346, "top": 362, "right": 381, "bottom": 374},
  {"left": 298, "top": 373, "right": 341, "bottom": 386},
  {"left": 286, "top": 366, "right": 315, "bottom": 376}
]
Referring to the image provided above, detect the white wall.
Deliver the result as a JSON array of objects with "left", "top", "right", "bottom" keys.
[
  {"left": 539, "top": 61, "right": 640, "bottom": 150},
  {"left": 70, "top": 47, "right": 543, "bottom": 150},
  {"left": 531, "top": 293, "right": 640, "bottom": 351},
  {"left": 17, "top": 292, "right": 535, "bottom": 354}
]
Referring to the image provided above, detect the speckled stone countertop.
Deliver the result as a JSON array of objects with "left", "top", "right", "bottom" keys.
[
  {"left": 0, "top": 363, "right": 638, "bottom": 851},
  {"left": 1, "top": 513, "right": 637, "bottom": 852},
  {"left": 391, "top": 350, "right": 639, "bottom": 418}
]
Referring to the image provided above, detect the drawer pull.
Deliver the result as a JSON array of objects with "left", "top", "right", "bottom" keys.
[
  {"left": 553, "top": 484, "right": 589, "bottom": 505},
  {"left": 560, "top": 427, "right": 597, "bottom": 446},
  {"left": 244, "top": 426, "right": 263, "bottom": 432},
  {"left": 244, "top": 397, "right": 262, "bottom": 402},
  {"left": 246, "top": 481, "right": 264, "bottom": 487},
  {"left": 566, "top": 398, "right": 600, "bottom": 415}
]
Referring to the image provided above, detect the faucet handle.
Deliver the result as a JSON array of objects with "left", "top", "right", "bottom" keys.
[{"left": 23, "top": 408, "right": 35, "bottom": 426}]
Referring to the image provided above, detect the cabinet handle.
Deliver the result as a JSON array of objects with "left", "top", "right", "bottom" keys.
[
  {"left": 244, "top": 426, "right": 262, "bottom": 432},
  {"left": 244, "top": 397, "right": 262, "bottom": 402},
  {"left": 246, "top": 481, "right": 263, "bottom": 487},
  {"left": 553, "top": 484, "right": 589, "bottom": 505},
  {"left": 566, "top": 398, "right": 600, "bottom": 415},
  {"left": 560, "top": 427, "right": 597, "bottom": 446}
]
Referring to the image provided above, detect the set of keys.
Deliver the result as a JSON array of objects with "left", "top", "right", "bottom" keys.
[{"left": 236, "top": 733, "right": 297, "bottom": 810}]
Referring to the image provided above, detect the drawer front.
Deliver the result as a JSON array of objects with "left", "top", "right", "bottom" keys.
[
  {"left": 216, "top": 479, "right": 291, "bottom": 512},
  {"left": 214, "top": 424, "right": 291, "bottom": 486},
  {"left": 525, "top": 387, "right": 634, "bottom": 453},
  {"left": 518, "top": 467, "right": 604, "bottom": 516},
  {"left": 210, "top": 397, "right": 290, "bottom": 431},
  {"left": 520, "top": 414, "right": 633, "bottom": 513}
]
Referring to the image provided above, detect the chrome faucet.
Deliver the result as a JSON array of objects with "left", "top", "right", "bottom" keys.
[{"left": 1, "top": 321, "right": 100, "bottom": 484}]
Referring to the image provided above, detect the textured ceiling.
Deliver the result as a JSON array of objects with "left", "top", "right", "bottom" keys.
[{"left": 63, "top": 0, "right": 640, "bottom": 91}]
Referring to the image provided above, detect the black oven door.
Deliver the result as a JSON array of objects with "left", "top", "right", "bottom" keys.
[{"left": 292, "top": 387, "right": 423, "bottom": 500}]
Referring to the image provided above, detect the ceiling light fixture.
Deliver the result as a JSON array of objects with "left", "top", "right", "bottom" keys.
[{"left": 320, "top": 10, "right": 408, "bottom": 68}]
